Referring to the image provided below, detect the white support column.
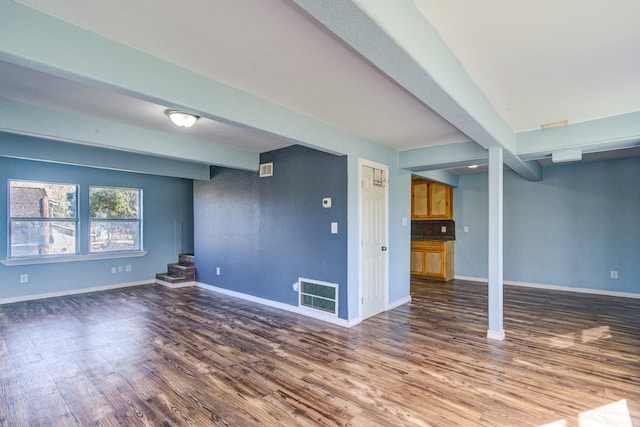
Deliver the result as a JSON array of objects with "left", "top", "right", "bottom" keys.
[{"left": 487, "top": 147, "right": 505, "bottom": 340}]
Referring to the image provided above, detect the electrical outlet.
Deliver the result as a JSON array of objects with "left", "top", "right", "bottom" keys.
[
  {"left": 20, "top": 274, "right": 28, "bottom": 283},
  {"left": 610, "top": 271, "right": 618, "bottom": 279},
  {"left": 126, "top": 265, "right": 132, "bottom": 272},
  {"left": 111, "top": 267, "right": 117, "bottom": 274},
  {"left": 118, "top": 266, "right": 123, "bottom": 273},
  {"left": 441, "top": 226, "right": 447, "bottom": 233}
]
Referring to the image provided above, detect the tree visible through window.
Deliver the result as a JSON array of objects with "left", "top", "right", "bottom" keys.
[
  {"left": 9, "top": 180, "right": 78, "bottom": 257},
  {"left": 90, "top": 186, "right": 142, "bottom": 253}
]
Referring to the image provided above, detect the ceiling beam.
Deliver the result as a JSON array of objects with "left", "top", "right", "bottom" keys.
[
  {"left": 403, "top": 112, "right": 640, "bottom": 173},
  {"left": 412, "top": 170, "right": 460, "bottom": 188},
  {"left": 517, "top": 112, "right": 640, "bottom": 160},
  {"left": 292, "top": 0, "right": 542, "bottom": 181},
  {"left": 400, "top": 141, "right": 487, "bottom": 172},
  {"left": 0, "top": 131, "right": 212, "bottom": 180},
  {"left": 0, "top": 97, "right": 258, "bottom": 173}
]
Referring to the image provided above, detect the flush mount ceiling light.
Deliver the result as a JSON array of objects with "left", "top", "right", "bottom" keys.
[{"left": 165, "top": 109, "right": 199, "bottom": 128}]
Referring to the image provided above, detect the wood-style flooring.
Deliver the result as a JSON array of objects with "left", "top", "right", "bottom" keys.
[{"left": 1, "top": 278, "right": 639, "bottom": 426}]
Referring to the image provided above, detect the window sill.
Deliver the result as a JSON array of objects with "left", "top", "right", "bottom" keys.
[{"left": 0, "top": 251, "right": 148, "bottom": 266}]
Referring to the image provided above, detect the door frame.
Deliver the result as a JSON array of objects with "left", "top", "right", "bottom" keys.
[{"left": 358, "top": 158, "right": 390, "bottom": 321}]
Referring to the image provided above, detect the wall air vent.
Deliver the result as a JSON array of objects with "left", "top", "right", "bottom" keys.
[
  {"left": 298, "top": 278, "right": 338, "bottom": 316},
  {"left": 259, "top": 162, "right": 273, "bottom": 177}
]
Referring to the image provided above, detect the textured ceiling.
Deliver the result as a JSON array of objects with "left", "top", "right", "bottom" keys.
[{"left": 415, "top": 0, "right": 640, "bottom": 132}]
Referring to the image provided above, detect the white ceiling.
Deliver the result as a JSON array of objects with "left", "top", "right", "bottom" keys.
[
  {"left": 2, "top": 0, "right": 639, "bottom": 166},
  {"left": 414, "top": 0, "right": 640, "bottom": 132}
]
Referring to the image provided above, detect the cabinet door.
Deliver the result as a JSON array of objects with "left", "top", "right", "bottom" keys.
[
  {"left": 411, "top": 180, "right": 429, "bottom": 218},
  {"left": 424, "top": 250, "right": 444, "bottom": 276},
  {"left": 410, "top": 249, "right": 425, "bottom": 274},
  {"left": 429, "top": 182, "right": 451, "bottom": 219}
]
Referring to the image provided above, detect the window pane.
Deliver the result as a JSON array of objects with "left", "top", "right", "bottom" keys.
[
  {"left": 90, "top": 187, "right": 140, "bottom": 219},
  {"left": 90, "top": 221, "right": 140, "bottom": 252},
  {"left": 10, "top": 221, "right": 77, "bottom": 257},
  {"left": 10, "top": 181, "right": 77, "bottom": 218}
]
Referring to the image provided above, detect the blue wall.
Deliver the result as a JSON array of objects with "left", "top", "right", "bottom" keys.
[
  {"left": 0, "top": 156, "right": 194, "bottom": 300},
  {"left": 454, "top": 157, "right": 640, "bottom": 294},
  {"left": 193, "top": 145, "right": 349, "bottom": 318}
]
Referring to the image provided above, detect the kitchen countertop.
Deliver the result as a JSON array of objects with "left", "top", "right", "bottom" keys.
[{"left": 411, "top": 235, "right": 455, "bottom": 242}]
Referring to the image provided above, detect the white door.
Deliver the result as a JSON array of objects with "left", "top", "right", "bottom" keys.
[{"left": 361, "top": 163, "right": 388, "bottom": 320}]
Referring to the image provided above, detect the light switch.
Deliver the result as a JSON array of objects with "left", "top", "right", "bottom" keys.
[
  {"left": 464, "top": 226, "right": 469, "bottom": 233},
  {"left": 331, "top": 222, "right": 338, "bottom": 234},
  {"left": 402, "top": 217, "right": 408, "bottom": 226},
  {"left": 441, "top": 226, "right": 447, "bottom": 233}
]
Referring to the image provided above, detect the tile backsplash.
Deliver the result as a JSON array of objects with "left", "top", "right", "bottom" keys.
[{"left": 411, "top": 219, "right": 455, "bottom": 241}]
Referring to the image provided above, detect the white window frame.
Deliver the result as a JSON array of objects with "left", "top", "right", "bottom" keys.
[
  {"left": 8, "top": 180, "right": 79, "bottom": 259},
  {"left": 89, "top": 186, "right": 143, "bottom": 254}
]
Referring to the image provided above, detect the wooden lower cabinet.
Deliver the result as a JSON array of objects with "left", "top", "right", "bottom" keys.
[{"left": 411, "top": 240, "right": 454, "bottom": 280}]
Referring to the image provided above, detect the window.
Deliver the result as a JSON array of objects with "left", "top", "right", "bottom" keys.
[
  {"left": 89, "top": 186, "right": 142, "bottom": 253},
  {"left": 9, "top": 180, "right": 78, "bottom": 258}
]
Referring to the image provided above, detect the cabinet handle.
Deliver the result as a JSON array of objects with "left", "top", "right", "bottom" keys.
[{"left": 381, "top": 246, "right": 388, "bottom": 251}]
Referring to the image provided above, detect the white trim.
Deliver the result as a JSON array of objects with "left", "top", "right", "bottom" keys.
[
  {"left": 387, "top": 295, "right": 412, "bottom": 310},
  {"left": 0, "top": 276, "right": 392, "bottom": 328},
  {"left": 504, "top": 280, "right": 640, "bottom": 299},
  {"left": 454, "top": 275, "right": 640, "bottom": 299},
  {"left": 358, "top": 158, "right": 389, "bottom": 321},
  {"left": 454, "top": 275, "right": 488, "bottom": 283},
  {"left": 1, "top": 251, "right": 148, "bottom": 266},
  {"left": 0, "top": 280, "right": 151, "bottom": 305},
  {"left": 487, "top": 329, "right": 506, "bottom": 340},
  {"left": 196, "top": 282, "right": 357, "bottom": 327},
  {"left": 155, "top": 279, "right": 196, "bottom": 289}
]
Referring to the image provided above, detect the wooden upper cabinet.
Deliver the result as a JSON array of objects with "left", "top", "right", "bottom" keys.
[
  {"left": 411, "top": 179, "right": 429, "bottom": 218},
  {"left": 411, "top": 178, "right": 452, "bottom": 219},
  {"left": 428, "top": 181, "right": 451, "bottom": 219}
]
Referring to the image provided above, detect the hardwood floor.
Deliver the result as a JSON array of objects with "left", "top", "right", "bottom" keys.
[{"left": 1, "top": 278, "right": 639, "bottom": 426}]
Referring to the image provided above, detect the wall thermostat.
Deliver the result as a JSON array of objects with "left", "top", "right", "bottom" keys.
[{"left": 322, "top": 197, "right": 332, "bottom": 208}]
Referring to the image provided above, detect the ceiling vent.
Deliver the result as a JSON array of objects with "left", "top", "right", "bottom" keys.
[
  {"left": 259, "top": 162, "right": 273, "bottom": 177},
  {"left": 540, "top": 119, "right": 568, "bottom": 129}
]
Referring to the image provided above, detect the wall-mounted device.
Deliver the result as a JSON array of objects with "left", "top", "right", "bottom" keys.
[{"left": 322, "top": 197, "right": 332, "bottom": 208}]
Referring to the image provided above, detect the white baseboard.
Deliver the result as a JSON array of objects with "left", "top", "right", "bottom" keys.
[
  {"left": 0, "top": 280, "right": 152, "bottom": 305},
  {"left": 388, "top": 295, "right": 412, "bottom": 310},
  {"left": 195, "top": 282, "right": 357, "bottom": 327},
  {"left": 155, "top": 279, "right": 196, "bottom": 289},
  {"left": 487, "top": 329, "right": 506, "bottom": 341},
  {"left": 454, "top": 275, "right": 488, "bottom": 283},
  {"left": 454, "top": 275, "right": 640, "bottom": 299}
]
